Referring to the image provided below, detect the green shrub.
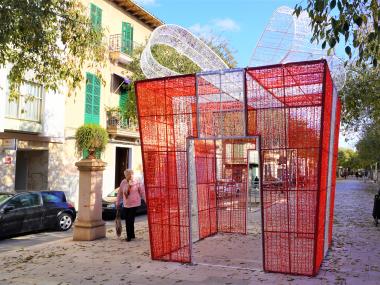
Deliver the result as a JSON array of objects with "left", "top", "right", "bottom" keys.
[{"left": 75, "top": 124, "right": 109, "bottom": 159}]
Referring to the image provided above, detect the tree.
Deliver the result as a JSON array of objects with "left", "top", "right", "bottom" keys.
[
  {"left": 340, "top": 64, "right": 380, "bottom": 133},
  {"left": 123, "top": 38, "right": 237, "bottom": 120},
  {"left": 338, "top": 147, "right": 362, "bottom": 170},
  {"left": 0, "top": 0, "right": 106, "bottom": 99},
  {"left": 294, "top": 0, "right": 379, "bottom": 67},
  {"left": 356, "top": 123, "right": 380, "bottom": 167}
]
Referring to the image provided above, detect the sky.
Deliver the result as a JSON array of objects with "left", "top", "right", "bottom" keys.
[{"left": 134, "top": 0, "right": 356, "bottom": 149}]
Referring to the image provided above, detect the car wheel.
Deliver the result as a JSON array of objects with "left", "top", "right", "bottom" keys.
[{"left": 58, "top": 213, "right": 73, "bottom": 231}]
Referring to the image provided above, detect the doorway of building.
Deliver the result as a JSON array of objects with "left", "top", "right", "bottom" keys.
[
  {"left": 15, "top": 150, "right": 48, "bottom": 192},
  {"left": 188, "top": 137, "right": 262, "bottom": 270},
  {"left": 114, "top": 147, "right": 130, "bottom": 188}
]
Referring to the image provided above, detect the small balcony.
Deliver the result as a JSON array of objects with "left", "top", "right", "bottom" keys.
[
  {"left": 109, "top": 34, "right": 135, "bottom": 65},
  {"left": 106, "top": 110, "right": 139, "bottom": 140}
]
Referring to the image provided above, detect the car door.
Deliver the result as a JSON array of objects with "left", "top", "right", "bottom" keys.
[
  {"left": 41, "top": 192, "right": 63, "bottom": 228},
  {"left": 20, "top": 193, "right": 44, "bottom": 233},
  {"left": 0, "top": 195, "right": 28, "bottom": 237}
]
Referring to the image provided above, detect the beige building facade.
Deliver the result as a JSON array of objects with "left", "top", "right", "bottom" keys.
[{"left": 0, "top": 0, "right": 162, "bottom": 206}]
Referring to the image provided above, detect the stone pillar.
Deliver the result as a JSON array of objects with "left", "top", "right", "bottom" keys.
[{"left": 73, "top": 159, "right": 107, "bottom": 241}]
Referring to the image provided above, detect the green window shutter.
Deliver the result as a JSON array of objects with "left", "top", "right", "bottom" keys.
[
  {"left": 130, "top": 25, "right": 134, "bottom": 52},
  {"left": 90, "top": 4, "right": 97, "bottom": 27},
  {"left": 90, "top": 3, "right": 102, "bottom": 29},
  {"left": 85, "top": 73, "right": 94, "bottom": 124},
  {"left": 92, "top": 75, "right": 101, "bottom": 124},
  {"left": 84, "top": 72, "right": 101, "bottom": 124},
  {"left": 119, "top": 89, "right": 128, "bottom": 112},
  {"left": 96, "top": 6, "right": 102, "bottom": 27},
  {"left": 121, "top": 22, "right": 133, "bottom": 54},
  {"left": 83, "top": 72, "right": 101, "bottom": 159}
]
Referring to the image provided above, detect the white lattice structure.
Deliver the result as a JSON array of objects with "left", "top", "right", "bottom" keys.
[
  {"left": 140, "top": 24, "right": 228, "bottom": 79},
  {"left": 249, "top": 6, "right": 346, "bottom": 90}
]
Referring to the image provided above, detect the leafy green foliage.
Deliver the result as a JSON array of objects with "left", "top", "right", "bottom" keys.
[
  {"left": 338, "top": 148, "right": 362, "bottom": 170},
  {"left": 152, "top": 45, "right": 201, "bottom": 74},
  {"left": 356, "top": 123, "right": 380, "bottom": 166},
  {"left": 294, "top": 0, "right": 379, "bottom": 67},
  {"left": 0, "top": 0, "right": 107, "bottom": 99},
  {"left": 122, "top": 38, "right": 237, "bottom": 120},
  {"left": 201, "top": 37, "right": 238, "bottom": 68},
  {"left": 340, "top": 64, "right": 380, "bottom": 132},
  {"left": 75, "top": 124, "right": 109, "bottom": 158}
]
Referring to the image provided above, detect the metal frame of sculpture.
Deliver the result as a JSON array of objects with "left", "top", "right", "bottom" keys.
[{"left": 135, "top": 59, "right": 341, "bottom": 276}]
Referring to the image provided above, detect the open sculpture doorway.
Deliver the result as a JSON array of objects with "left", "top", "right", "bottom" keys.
[{"left": 187, "top": 137, "right": 263, "bottom": 270}]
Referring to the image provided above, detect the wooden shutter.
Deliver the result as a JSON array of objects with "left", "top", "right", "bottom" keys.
[
  {"left": 85, "top": 73, "right": 94, "bottom": 123},
  {"left": 130, "top": 25, "right": 134, "bottom": 52},
  {"left": 96, "top": 6, "right": 102, "bottom": 27},
  {"left": 119, "top": 89, "right": 128, "bottom": 112},
  {"left": 90, "top": 3, "right": 102, "bottom": 28},
  {"left": 122, "top": 22, "right": 133, "bottom": 54},
  {"left": 84, "top": 72, "right": 100, "bottom": 124},
  {"left": 90, "top": 4, "right": 97, "bottom": 27},
  {"left": 92, "top": 76, "right": 100, "bottom": 124}
]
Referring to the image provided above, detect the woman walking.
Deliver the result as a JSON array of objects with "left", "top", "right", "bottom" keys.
[{"left": 116, "top": 169, "right": 146, "bottom": 241}]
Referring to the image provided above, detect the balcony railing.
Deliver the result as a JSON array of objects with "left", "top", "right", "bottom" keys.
[{"left": 106, "top": 110, "right": 139, "bottom": 139}]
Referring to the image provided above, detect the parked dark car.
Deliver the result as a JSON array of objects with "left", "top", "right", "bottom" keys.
[
  {"left": 102, "top": 188, "right": 146, "bottom": 220},
  {"left": 0, "top": 191, "right": 76, "bottom": 239}
]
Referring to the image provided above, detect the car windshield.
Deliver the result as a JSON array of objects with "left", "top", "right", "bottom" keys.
[{"left": 0, "top": 194, "right": 13, "bottom": 205}]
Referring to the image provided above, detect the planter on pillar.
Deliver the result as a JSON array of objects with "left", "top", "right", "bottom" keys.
[{"left": 73, "top": 159, "right": 107, "bottom": 241}]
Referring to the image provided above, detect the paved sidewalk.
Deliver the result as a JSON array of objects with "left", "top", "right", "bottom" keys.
[{"left": 0, "top": 180, "right": 379, "bottom": 285}]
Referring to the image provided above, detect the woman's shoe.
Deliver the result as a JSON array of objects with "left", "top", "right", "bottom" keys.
[{"left": 126, "top": 237, "right": 132, "bottom": 242}]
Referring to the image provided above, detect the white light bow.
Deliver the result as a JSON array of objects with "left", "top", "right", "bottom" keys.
[{"left": 140, "top": 24, "right": 228, "bottom": 79}]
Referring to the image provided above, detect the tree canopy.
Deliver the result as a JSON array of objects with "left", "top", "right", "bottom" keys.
[
  {"left": 338, "top": 148, "right": 362, "bottom": 170},
  {"left": 356, "top": 122, "right": 380, "bottom": 166},
  {"left": 294, "top": 0, "right": 379, "bottom": 67},
  {"left": 294, "top": 0, "right": 379, "bottom": 159},
  {"left": 340, "top": 64, "right": 380, "bottom": 133},
  {"left": 0, "top": 0, "right": 106, "bottom": 99}
]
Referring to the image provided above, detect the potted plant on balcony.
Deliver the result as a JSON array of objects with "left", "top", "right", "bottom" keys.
[
  {"left": 105, "top": 106, "right": 121, "bottom": 127},
  {"left": 75, "top": 124, "right": 109, "bottom": 159}
]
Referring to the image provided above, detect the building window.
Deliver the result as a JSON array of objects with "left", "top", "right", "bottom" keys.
[
  {"left": 5, "top": 81, "right": 44, "bottom": 122},
  {"left": 90, "top": 3, "right": 102, "bottom": 29}
]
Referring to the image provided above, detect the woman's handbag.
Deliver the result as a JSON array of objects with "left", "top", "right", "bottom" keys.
[{"left": 115, "top": 208, "right": 122, "bottom": 237}]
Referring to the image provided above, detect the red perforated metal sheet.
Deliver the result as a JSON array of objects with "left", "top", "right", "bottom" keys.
[
  {"left": 194, "top": 139, "right": 217, "bottom": 239},
  {"left": 135, "top": 60, "right": 340, "bottom": 276}
]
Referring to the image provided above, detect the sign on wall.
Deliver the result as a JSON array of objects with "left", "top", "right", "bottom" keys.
[
  {"left": 3, "top": 155, "right": 12, "bottom": 165},
  {"left": 0, "top": 139, "right": 17, "bottom": 150}
]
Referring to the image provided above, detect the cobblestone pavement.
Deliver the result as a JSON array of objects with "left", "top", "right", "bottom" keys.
[
  {"left": 0, "top": 217, "right": 146, "bottom": 254},
  {"left": 0, "top": 180, "right": 379, "bottom": 285}
]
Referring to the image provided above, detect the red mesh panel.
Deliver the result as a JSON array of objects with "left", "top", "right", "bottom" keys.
[
  {"left": 136, "top": 60, "right": 339, "bottom": 276},
  {"left": 315, "top": 64, "right": 333, "bottom": 271},
  {"left": 194, "top": 139, "right": 217, "bottom": 239},
  {"left": 136, "top": 75, "right": 196, "bottom": 263},
  {"left": 247, "top": 61, "right": 325, "bottom": 276}
]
